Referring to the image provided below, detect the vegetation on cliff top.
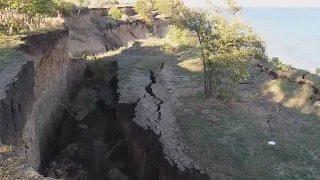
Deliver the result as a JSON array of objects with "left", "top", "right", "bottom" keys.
[
  {"left": 0, "top": 0, "right": 121, "bottom": 36},
  {"left": 108, "top": 6, "right": 124, "bottom": 19},
  {"left": 134, "top": 0, "right": 184, "bottom": 23}
]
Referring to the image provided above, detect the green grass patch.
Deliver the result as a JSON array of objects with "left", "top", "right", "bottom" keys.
[{"left": 176, "top": 94, "right": 320, "bottom": 179}]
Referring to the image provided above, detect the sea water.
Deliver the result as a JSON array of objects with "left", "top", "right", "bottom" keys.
[{"left": 241, "top": 8, "right": 320, "bottom": 72}]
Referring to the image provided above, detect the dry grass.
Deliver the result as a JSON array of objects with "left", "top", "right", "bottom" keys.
[
  {"left": 0, "top": 145, "right": 13, "bottom": 154},
  {"left": 262, "top": 79, "right": 319, "bottom": 115},
  {"left": 0, "top": 156, "right": 23, "bottom": 180},
  {"left": 0, "top": 145, "right": 37, "bottom": 180},
  {"left": 177, "top": 58, "right": 202, "bottom": 72}
]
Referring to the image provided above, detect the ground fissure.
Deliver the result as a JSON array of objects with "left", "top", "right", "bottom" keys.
[
  {"left": 145, "top": 70, "right": 164, "bottom": 124},
  {"left": 37, "top": 56, "right": 209, "bottom": 180}
]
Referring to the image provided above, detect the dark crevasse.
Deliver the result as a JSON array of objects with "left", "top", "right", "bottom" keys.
[
  {"left": 39, "top": 59, "right": 210, "bottom": 180},
  {"left": 39, "top": 60, "right": 138, "bottom": 180}
]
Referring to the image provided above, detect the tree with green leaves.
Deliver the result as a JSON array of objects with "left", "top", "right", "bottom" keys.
[
  {"left": 108, "top": 6, "right": 123, "bottom": 19},
  {"left": 1, "top": 0, "right": 58, "bottom": 34},
  {"left": 316, "top": 68, "right": 320, "bottom": 75},
  {"left": 0, "top": 0, "right": 9, "bottom": 10},
  {"left": 134, "top": 0, "right": 154, "bottom": 24},
  {"left": 176, "top": 0, "right": 266, "bottom": 99},
  {"left": 134, "top": 0, "right": 184, "bottom": 23},
  {"left": 154, "top": 0, "right": 173, "bottom": 15}
]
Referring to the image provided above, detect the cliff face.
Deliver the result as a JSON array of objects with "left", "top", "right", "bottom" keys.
[
  {"left": 64, "top": 14, "right": 107, "bottom": 56},
  {"left": 93, "top": 18, "right": 169, "bottom": 50},
  {"left": 0, "top": 30, "right": 87, "bottom": 169},
  {"left": 102, "top": 20, "right": 150, "bottom": 50}
]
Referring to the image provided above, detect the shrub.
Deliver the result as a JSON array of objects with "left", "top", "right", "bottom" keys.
[
  {"left": 108, "top": 6, "right": 123, "bottom": 19},
  {"left": 253, "top": 41, "right": 269, "bottom": 62},
  {"left": 270, "top": 57, "right": 291, "bottom": 71},
  {"left": 160, "top": 43, "right": 174, "bottom": 53},
  {"left": 165, "top": 25, "right": 197, "bottom": 47},
  {"left": 154, "top": 0, "right": 174, "bottom": 16},
  {"left": 54, "top": 1, "right": 78, "bottom": 16},
  {"left": 254, "top": 53, "right": 269, "bottom": 62},
  {"left": 134, "top": 0, "right": 153, "bottom": 24}
]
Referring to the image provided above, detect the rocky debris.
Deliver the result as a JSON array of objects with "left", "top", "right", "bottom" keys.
[
  {"left": 76, "top": 124, "right": 88, "bottom": 130},
  {"left": 54, "top": 168, "right": 64, "bottom": 176},
  {"left": 44, "top": 142, "right": 110, "bottom": 180},
  {"left": 45, "top": 144, "right": 88, "bottom": 180},
  {"left": 108, "top": 169, "right": 129, "bottom": 180}
]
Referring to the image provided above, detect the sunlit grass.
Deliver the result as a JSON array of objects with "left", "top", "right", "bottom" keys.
[
  {"left": 177, "top": 58, "right": 202, "bottom": 72},
  {"left": 261, "top": 76, "right": 318, "bottom": 115},
  {"left": 0, "top": 145, "right": 13, "bottom": 154},
  {"left": 0, "top": 35, "right": 23, "bottom": 60}
]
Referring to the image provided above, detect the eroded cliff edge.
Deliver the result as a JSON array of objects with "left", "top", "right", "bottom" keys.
[{"left": 0, "top": 29, "right": 86, "bottom": 171}]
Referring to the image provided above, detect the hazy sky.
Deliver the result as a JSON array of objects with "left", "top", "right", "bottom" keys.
[{"left": 184, "top": 0, "right": 320, "bottom": 7}]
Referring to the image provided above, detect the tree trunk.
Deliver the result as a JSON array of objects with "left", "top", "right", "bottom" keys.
[
  {"left": 197, "top": 31, "right": 209, "bottom": 97},
  {"left": 208, "top": 64, "right": 213, "bottom": 96}
]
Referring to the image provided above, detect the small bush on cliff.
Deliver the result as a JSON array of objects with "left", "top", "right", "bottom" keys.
[
  {"left": 108, "top": 6, "right": 123, "bottom": 20},
  {"left": 160, "top": 43, "right": 175, "bottom": 53},
  {"left": 165, "top": 25, "right": 197, "bottom": 47},
  {"left": 270, "top": 57, "right": 291, "bottom": 71},
  {"left": 154, "top": 0, "right": 184, "bottom": 17},
  {"left": 153, "top": 0, "right": 175, "bottom": 16},
  {"left": 134, "top": 0, "right": 183, "bottom": 24},
  {"left": 253, "top": 42, "right": 268, "bottom": 62},
  {"left": 134, "top": 0, "right": 153, "bottom": 24},
  {"left": 54, "top": 0, "right": 78, "bottom": 16}
]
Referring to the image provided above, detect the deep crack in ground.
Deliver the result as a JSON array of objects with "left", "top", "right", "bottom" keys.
[{"left": 144, "top": 70, "right": 164, "bottom": 124}]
